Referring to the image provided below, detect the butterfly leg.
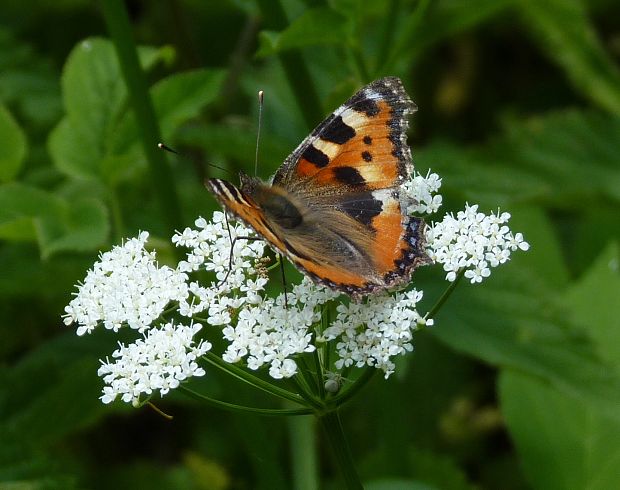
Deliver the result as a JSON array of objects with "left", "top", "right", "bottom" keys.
[
  {"left": 278, "top": 253, "right": 288, "bottom": 308},
  {"left": 218, "top": 213, "right": 263, "bottom": 287},
  {"left": 218, "top": 234, "right": 262, "bottom": 288}
]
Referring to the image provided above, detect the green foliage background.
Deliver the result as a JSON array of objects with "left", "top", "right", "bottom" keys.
[{"left": 1, "top": 0, "right": 619, "bottom": 488}]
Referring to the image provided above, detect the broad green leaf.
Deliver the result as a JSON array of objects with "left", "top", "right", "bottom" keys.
[
  {"left": 110, "top": 69, "right": 225, "bottom": 162},
  {"left": 49, "top": 37, "right": 170, "bottom": 179},
  {"left": 380, "top": 0, "right": 516, "bottom": 73},
  {"left": 0, "top": 183, "right": 64, "bottom": 223},
  {"left": 0, "top": 183, "right": 108, "bottom": 256},
  {"left": 256, "top": 8, "right": 350, "bottom": 57},
  {"left": 507, "top": 207, "right": 570, "bottom": 289},
  {"left": 366, "top": 480, "right": 435, "bottom": 490},
  {"left": 564, "top": 243, "right": 620, "bottom": 368},
  {"left": 2, "top": 332, "right": 119, "bottom": 449},
  {"left": 48, "top": 116, "right": 102, "bottom": 179},
  {"left": 0, "top": 29, "right": 62, "bottom": 128},
  {"left": 38, "top": 198, "right": 109, "bottom": 257},
  {"left": 518, "top": 0, "right": 620, "bottom": 115},
  {"left": 422, "top": 110, "right": 620, "bottom": 209},
  {"left": 406, "top": 448, "right": 477, "bottom": 490},
  {"left": 153, "top": 69, "right": 225, "bottom": 138},
  {"left": 500, "top": 370, "right": 620, "bottom": 490},
  {"left": 0, "top": 104, "right": 27, "bottom": 182},
  {"left": 429, "top": 261, "right": 620, "bottom": 420},
  {"left": 104, "top": 69, "right": 224, "bottom": 183}
]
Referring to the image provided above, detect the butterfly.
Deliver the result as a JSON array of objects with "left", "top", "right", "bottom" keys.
[{"left": 206, "top": 77, "right": 431, "bottom": 298}]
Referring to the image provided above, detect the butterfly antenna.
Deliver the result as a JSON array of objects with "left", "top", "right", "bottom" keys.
[
  {"left": 254, "top": 90, "right": 264, "bottom": 177},
  {"left": 158, "top": 142, "right": 233, "bottom": 176},
  {"left": 158, "top": 142, "right": 178, "bottom": 154}
]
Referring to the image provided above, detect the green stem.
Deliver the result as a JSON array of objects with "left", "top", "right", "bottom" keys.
[
  {"left": 180, "top": 386, "right": 312, "bottom": 416},
  {"left": 312, "top": 348, "right": 326, "bottom": 400},
  {"left": 287, "top": 411, "right": 319, "bottom": 490},
  {"left": 100, "top": 0, "right": 183, "bottom": 235},
  {"left": 291, "top": 373, "right": 323, "bottom": 410},
  {"left": 318, "top": 409, "right": 363, "bottom": 489},
  {"left": 425, "top": 268, "right": 466, "bottom": 320},
  {"left": 202, "top": 352, "right": 306, "bottom": 405}
]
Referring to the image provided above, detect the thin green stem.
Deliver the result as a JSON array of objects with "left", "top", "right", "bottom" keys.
[
  {"left": 100, "top": 0, "right": 182, "bottom": 235},
  {"left": 318, "top": 410, "right": 363, "bottom": 489},
  {"left": 425, "top": 268, "right": 466, "bottom": 320},
  {"left": 312, "top": 348, "right": 326, "bottom": 400},
  {"left": 297, "top": 354, "right": 319, "bottom": 395},
  {"left": 180, "top": 386, "right": 312, "bottom": 416},
  {"left": 201, "top": 352, "right": 306, "bottom": 405},
  {"left": 291, "top": 373, "right": 323, "bottom": 410}
]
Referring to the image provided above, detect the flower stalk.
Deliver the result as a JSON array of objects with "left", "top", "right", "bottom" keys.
[{"left": 318, "top": 409, "right": 363, "bottom": 490}]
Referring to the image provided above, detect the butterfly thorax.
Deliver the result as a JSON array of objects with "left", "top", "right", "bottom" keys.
[{"left": 240, "top": 173, "right": 303, "bottom": 229}]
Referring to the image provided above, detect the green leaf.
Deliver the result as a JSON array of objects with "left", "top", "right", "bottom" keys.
[
  {"left": 407, "top": 448, "right": 477, "bottom": 490},
  {"left": 365, "top": 480, "right": 436, "bottom": 490},
  {"left": 0, "top": 104, "right": 27, "bottom": 182},
  {"left": 422, "top": 110, "right": 620, "bottom": 209},
  {"left": 0, "top": 183, "right": 109, "bottom": 256},
  {"left": 2, "top": 332, "right": 118, "bottom": 449},
  {"left": 380, "top": 0, "right": 516, "bottom": 73},
  {"left": 500, "top": 370, "right": 620, "bottom": 490},
  {"left": 49, "top": 37, "right": 170, "bottom": 180},
  {"left": 153, "top": 69, "right": 225, "bottom": 138},
  {"left": 39, "top": 198, "right": 109, "bottom": 257},
  {"left": 428, "top": 256, "right": 620, "bottom": 421},
  {"left": 518, "top": 0, "right": 620, "bottom": 115},
  {"left": 564, "top": 243, "right": 620, "bottom": 368},
  {"left": 256, "top": 7, "right": 350, "bottom": 56},
  {"left": 48, "top": 116, "right": 102, "bottom": 180},
  {"left": 103, "top": 68, "right": 224, "bottom": 183}
]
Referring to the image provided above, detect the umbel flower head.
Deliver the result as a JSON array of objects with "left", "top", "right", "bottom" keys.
[{"left": 63, "top": 170, "right": 529, "bottom": 406}]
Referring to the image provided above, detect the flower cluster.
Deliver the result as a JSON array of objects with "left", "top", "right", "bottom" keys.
[
  {"left": 63, "top": 232, "right": 189, "bottom": 336},
  {"left": 63, "top": 168, "right": 530, "bottom": 405},
  {"left": 403, "top": 170, "right": 443, "bottom": 215},
  {"left": 427, "top": 204, "right": 530, "bottom": 283},
  {"left": 220, "top": 278, "right": 338, "bottom": 378},
  {"left": 98, "top": 321, "right": 210, "bottom": 406},
  {"left": 172, "top": 212, "right": 267, "bottom": 321},
  {"left": 321, "top": 289, "right": 431, "bottom": 377}
]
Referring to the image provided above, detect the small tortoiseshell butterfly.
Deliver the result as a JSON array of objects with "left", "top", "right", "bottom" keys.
[{"left": 206, "top": 77, "right": 431, "bottom": 297}]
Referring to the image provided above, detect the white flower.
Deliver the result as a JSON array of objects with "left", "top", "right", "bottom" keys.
[
  {"left": 173, "top": 212, "right": 268, "bottom": 322},
  {"left": 427, "top": 204, "right": 530, "bottom": 284},
  {"left": 220, "top": 278, "right": 337, "bottom": 378},
  {"left": 63, "top": 232, "right": 189, "bottom": 335},
  {"left": 97, "top": 321, "right": 211, "bottom": 405},
  {"left": 403, "top": 170, "right": 443, "bottom": 215},
  {"left": 322, "top": 289, "right": 426, "bottom": 378}
]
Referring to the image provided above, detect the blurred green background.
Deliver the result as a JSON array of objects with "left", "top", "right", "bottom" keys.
[{"left": 1, "top": 0, "right": 620, "bottom": 489}]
